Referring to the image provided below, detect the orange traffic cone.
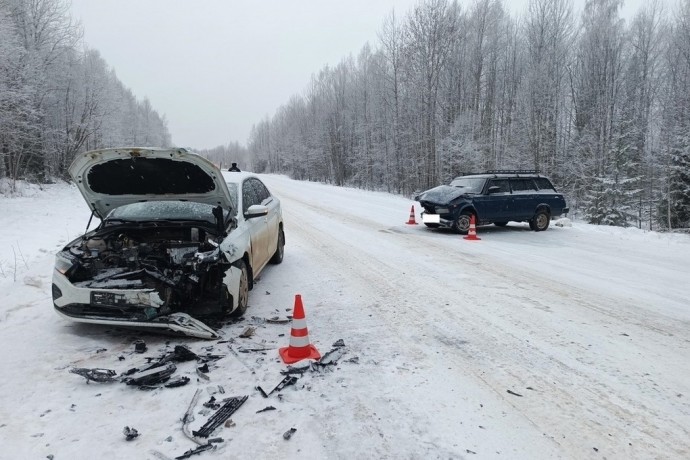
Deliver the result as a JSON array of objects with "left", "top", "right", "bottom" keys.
[
  {"left": 463, "top": 214, "right": 481, "bottom": 240},
  {"left": 279, "top": 295, "right": 321, "bottom": 364},
  {"left": 405, "top": 205, "right": 418, "bottom": 225}
]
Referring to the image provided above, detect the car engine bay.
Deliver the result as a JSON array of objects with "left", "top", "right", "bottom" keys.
[{"left": 61, "top": 225, "right": 231, "bottom": 316}]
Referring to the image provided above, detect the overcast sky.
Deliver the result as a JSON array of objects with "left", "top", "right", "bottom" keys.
[{"left": 69, "top": 0, "right": 651, "bottom": 150}]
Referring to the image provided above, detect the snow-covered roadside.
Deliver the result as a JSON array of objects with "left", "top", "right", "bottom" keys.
[{"left": 1, "top": 177, "right": 689, "bottom": 460}]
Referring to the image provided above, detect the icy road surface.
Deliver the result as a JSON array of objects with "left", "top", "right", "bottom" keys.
[{"left": 0, "top": 175, "right": 688, "bottom": 459}]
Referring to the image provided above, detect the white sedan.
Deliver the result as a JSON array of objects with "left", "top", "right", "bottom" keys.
[{"left": 51, "top": 147, "right": 284, "bottom": 339}]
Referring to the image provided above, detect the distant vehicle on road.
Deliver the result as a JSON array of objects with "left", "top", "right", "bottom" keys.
[
  {"left": 415, "top": 170, "right": 569, "bottom": 234},
  {"left": 52, "top": 147, "right": 284, "bottom": 338}
]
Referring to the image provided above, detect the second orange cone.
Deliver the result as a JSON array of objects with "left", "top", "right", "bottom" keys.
[
  {"left": 405, "top": 205, "right": 418, "bottom": 225},
  {"left": 279, "top": 295, "right": 321, "bottom": 364}
]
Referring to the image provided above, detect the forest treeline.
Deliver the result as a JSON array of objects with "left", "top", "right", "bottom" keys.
[
  {"left": 246, "top": 0, "right": 690, "bottom": 230},
  {"left": 0, "top": 0, "right": 170, "bottom": 191}
]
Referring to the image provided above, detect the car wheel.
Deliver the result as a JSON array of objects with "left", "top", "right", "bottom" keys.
[
  {"left": 452, "top": 212, "right": 472, "bottom": 235},
  {"left": 494, "top": 222, "right": 508, "bottom": 227},
  {"left": 230, "top": 260, "right": 249, "bottom": 317},
  {"left": 531, "top": 210, "right": 550, "bottom": 232},
  {"left": 269, "top": 227, "right": 285, "bottom": 264}
]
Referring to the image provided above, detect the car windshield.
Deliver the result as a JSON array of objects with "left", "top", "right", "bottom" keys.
[
  {"left": 449, "top": 177, "right": 485, "bottom": 193},
  {"left": 105, "top": 201, "right": 229, "bottom": 225}
]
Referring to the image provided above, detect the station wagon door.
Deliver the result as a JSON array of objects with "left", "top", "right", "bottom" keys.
[
  {"left": 509, "top": 178, "right": 539, "bottom": 220},
  {"left": 474, "top": 178, "right": 512, "bottom": 222}
]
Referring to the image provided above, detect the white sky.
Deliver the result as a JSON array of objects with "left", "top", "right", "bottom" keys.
[{"left": 69, "top": 0, "right": 651, "bottom": 150}]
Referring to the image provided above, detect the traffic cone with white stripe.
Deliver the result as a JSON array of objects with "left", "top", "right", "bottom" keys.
[
  {"left": 463, "top": 214, "right": 481, "bottom": 240},
  {"left": 279, "top": 294, "right": 321, "bottom": 364},
  {"left": 405, "top": 205, "right": 418, "bottom": 225}
]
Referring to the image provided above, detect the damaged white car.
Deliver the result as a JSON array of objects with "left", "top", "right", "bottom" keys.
[{"left": 52, "top": 147, "right": 284, "bottom": 339}]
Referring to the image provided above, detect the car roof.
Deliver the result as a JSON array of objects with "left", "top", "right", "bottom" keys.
[{"left": 221, "top": 171, "right": 262, "bottom": 184}]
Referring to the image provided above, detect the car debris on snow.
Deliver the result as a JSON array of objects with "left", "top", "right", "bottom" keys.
[
  {"left": 134, "top": 340, "right": 147, "bottom": 353},
  {"left": 123, "top": 426, "right": 139, "bottom": 441},
  {"left": 332, "top": 339, "right": 345, "bottom": 347},
  {"left": 123, "top": 363, "right": 177, "bottom": 387},
  {"left": 256, "top": 406, "right": 276, "bottom": 413},
  {"left": 192, "top": 395, "right": 248, "bottom": 438},
  {"left": 250, "top": 315, "right": 290, "bottom": 325},
  {"left": 238, "top": 326, "right": 255, "bottom": 338},
  {"left": 203, "top": 396, "right": 221, "bottom": 410},
  {"left": 257, "top": 375, "right": 298, "bottom": 397},
  {"left": 174, "top": 443, "right": 215, "bottom": 459},
  {"left": 70, "top": 367, "right": 118, "bottom": 383},
  {"left": 317, "top": 347, "right": 346, "bottom": 366},
  {"left": 506, "top": 389, "right": 523, "bottom": 397},
  {"left": 282, "top": 427, "right": 297, "bottom": 440},
  {"left": 164, "top": 376, "right": 190, "bottom": 388}
]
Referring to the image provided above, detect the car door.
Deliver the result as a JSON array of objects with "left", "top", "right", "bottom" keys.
[
  {"left": 242, "top": 178, "right": 269, "bottom": 269},
  {"left": 251, "top": 178, "right": 280, "bottom": 260},
  {"left": 474, "top": 178, "right": 511, "bottom": 222},
  {"left": 509, "top": 178, "right": 539, "bottom": 220}
]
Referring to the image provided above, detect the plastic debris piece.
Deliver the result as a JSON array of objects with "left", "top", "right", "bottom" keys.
[
  {"left": 134, "top": 340, "right": 147, "bottom": 353},
  {"left": 181, "top": 389, "right": 203, "bottom": 444},
  {"left": 283, "top": 427, "right": 297, "bottom": 440},
  {"left": 256, "top": 406, "right": 276, "bottom": 413},
  {"left": 165, "top": 376, "right": 190, "bottom": 388},
  {"left": 123, "top": 426, "right": 139, "bottom": 441},
  {"left": 239, "top": 326, "right": 255, "bottom": 338},
  {"left": 332, "top": 339, "right": 345, "bottom": 347},
  {"left": 506, "top": 389, "right": 523, "bottom": 397},
  {"left": 192, "top": 396, "right": 248, "bottom": 438},
  {"left": 281, "top": 361, "right": 313, "bottom": 375},
  {"left": 123, "top": 363, "right": 177, "bottom": 386},
  {"left": 318, "top": 347, "right": 346, "bottom": 366},
  {"left": 174, "top": 443, "right": 214, "bottom": 459},
  {"left": 257, "top": 375, "right": 298, "bottom": 397},
  {"left": 203, "top": 396, "right": 220, "bottom": 410},
  {"left": 70, "top": 368, "right": 118, "bottom": 383},
  {"left": 173, "top": 345, "right": 198, "bottom": 362}
]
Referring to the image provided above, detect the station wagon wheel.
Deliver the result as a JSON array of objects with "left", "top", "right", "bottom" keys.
[
  {"left": 531, "top": 210, "right": 550, "bottom": 232},
  {"left": 230, "top": 260, "right": 249, "bottom": 317},
  {"left": 269, "top": 227, "right": 285, "bottom": 264},
  {"left": 452, "top": 212, "right": 472, "bottom": 235}
]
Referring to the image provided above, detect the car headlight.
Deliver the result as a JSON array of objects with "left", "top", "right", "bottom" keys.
[{"left": 55, "top": 252, "right": 76, "bottom": 275}]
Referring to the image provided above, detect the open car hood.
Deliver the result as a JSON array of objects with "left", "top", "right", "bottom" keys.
[
  {"left": 416, "top": 185, "right": 468, "bottom": 204},
  {"left": 69, "top": 148, "right": 234, "bottom": 218}
]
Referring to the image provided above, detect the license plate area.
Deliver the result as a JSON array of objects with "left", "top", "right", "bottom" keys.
[
  {"left": 422, "top": 213, "right": 440, "bottom": 224},
  {"left": 91, "top": 291, "right": 128, "bottom": 307}
]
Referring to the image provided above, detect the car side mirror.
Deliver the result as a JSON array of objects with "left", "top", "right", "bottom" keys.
[
  {"left": 488, "top": 186, "right": 501, "bottom": 194},
  {"left": 245, "top": 204, "right": 268, "bottom": 219}
]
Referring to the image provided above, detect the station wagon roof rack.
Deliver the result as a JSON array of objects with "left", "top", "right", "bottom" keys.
[{"left": 483, "top": 169, "right": 540, "bottom": 175}]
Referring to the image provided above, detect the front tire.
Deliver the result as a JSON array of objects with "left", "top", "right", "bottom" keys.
[
  {"left": 452, "top": 212, "right": 472, "bottom": 235},
  {"left": 530, "top": 210, "right": 550, "bottom": 232},
  {"left": 230, "top": 260, "right": 249, "bottom": 317}
]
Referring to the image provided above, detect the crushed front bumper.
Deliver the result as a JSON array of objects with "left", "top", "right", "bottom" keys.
[{"left": 52, "top": 270, "right": 221, "bottom": 339}]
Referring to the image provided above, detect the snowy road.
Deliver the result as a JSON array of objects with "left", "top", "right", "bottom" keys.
[{"left": 1, "top": 175, "right": 689, "bottom": 459}]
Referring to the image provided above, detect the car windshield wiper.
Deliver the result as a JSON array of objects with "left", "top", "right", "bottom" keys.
[{"left": 103, "top": 218, "right": 137, "bottom": 225}]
